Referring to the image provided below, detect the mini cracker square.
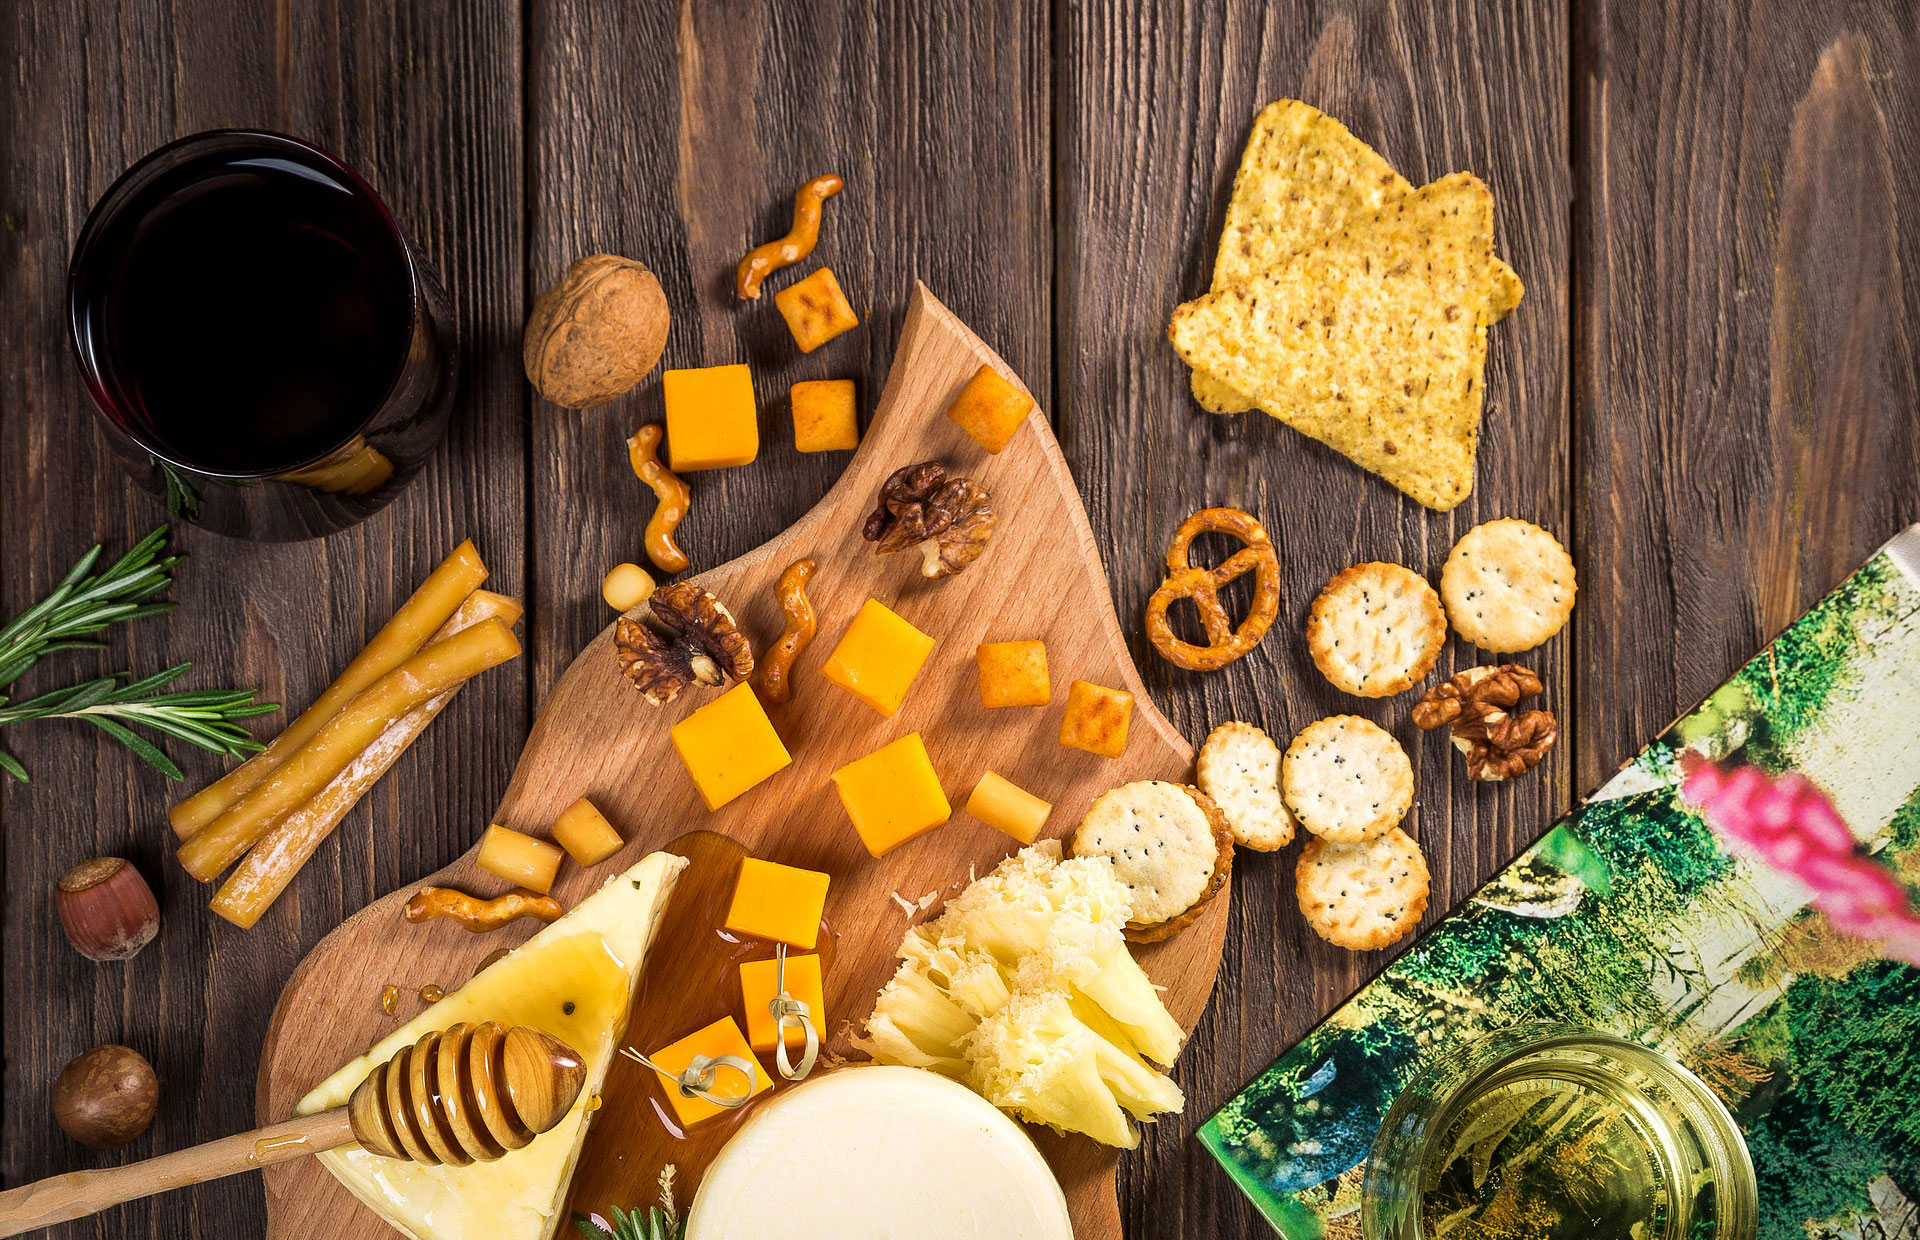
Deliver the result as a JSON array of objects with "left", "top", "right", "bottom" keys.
[
  {"left": 790, "top": 378, "right": 859, "bottom": 452},
  {"left": 1071, "top": 780, "right": 1232, "bottom": 942},
  {"left": 1282, "top": 715, "right": 1414, "bottom": 843},
  {"left": 1197, "top": 721, "right": 1295, "bottom": 851},
  {"left": 946, "top": 364, "right": 1035, "bottom": 454},
  {"left": 1060, "top": 679, "right": 1133, "bottom": 758},
  {"left": 1296, "top": 826, "right": 1430, "bottom": 950},
  {"left": 774, "top": 267, "right": 859, "bottom": 353},
  {"left": 976, "top": 639, "right": 1051, "bottom": 708}
]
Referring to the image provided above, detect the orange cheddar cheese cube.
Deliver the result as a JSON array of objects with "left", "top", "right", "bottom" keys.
[
  {"left": 662, "top": 364, "right": 759, "bottom": 471},
  {"left": 1060, "top": 679, "right": 1133, "bottom": 758},
  {"left": 773, "top": 267, "right": 859, "bottom": 353},
  {"left": 820, "top": 598, "right": 934, "bottom": 718},
  {"left": 646, "top": 1016, "right": 771, "bottom": 1128},
  {"left": 964, "top": 771, "right": 1052, "bottom": 845},
  {"left": 475, "top": 825, "right": 564, "bottom": 894},
  {"left": 739, "top": 953, "right": 825, "bottom": 1053},
  {"left": 790, "top": 379, "right": 859, "bottom": 453},
  {"left": 724, "top": 857, "right": 830, "bottom": 950},
  {"left": 945, "top": 364, "right": 1035, "bottom": 454},
  {"left": 831, "top": 733, "right": 951, "bottom": 857},
  {"left": 670, "top": 682, "right": 792, "bottom": 810},
  {"left": 550, "top": 797, "right": 624, "bottom": 866},
  {"left": 976, "top": 639, "right": 1051, "bottom": 708}
]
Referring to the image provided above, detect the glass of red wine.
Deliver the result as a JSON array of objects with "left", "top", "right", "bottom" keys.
[{"left": 69, "top": 130, "right": 458, "bottom": 540}]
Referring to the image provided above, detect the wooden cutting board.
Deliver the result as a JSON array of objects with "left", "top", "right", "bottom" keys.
[{"left": 257, "top": 282, "right": 1230, "bottom": 1240}]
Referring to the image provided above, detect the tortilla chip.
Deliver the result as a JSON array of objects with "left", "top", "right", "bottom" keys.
[
  {"left": 1167, "top": 173, "right": 1496, "bottom": 511},
  {"left": 1191, "top": 100, "right": 1520, "bottom": 414}
]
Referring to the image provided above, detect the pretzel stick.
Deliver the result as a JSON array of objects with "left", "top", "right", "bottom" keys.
[
  {"left": 177, "top": 619, "right": 522, "bottom": 882},
  {"left": 169, "top": 541, "right": 489, "bottom": 839},
  {"left": 207, "top": 592, "right": 524, "bottom": 930}
]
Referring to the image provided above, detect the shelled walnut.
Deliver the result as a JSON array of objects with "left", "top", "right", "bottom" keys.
[
  {"left": 861, "top": 461, "right": 997, "bottom": 579},
  {"left": 1413, "top": 664, "right": 1557, "bottom": 782},
  {"left": 1453, "top": 702, "right": 1558, "bottom": 781},
  {"left": 614, "top": 582, "right": 754, "bottom": 705},
  {"left": 1411, "top": 664, "right": 1543, "bottom": 731}
]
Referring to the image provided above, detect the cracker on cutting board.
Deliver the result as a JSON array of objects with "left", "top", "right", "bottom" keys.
[
  {"left": 1168, "top": 173, "right": 1497, "bottom": 510},
  {"left": 1439, "top": 518, "right": 1577, "bottom": 653},
  {"left": 1191, "top": 99, "right": 1522, "bottom": 416},
  {"left": 1071, "top": 780, "right": 1232, "bottom": 943},
  {"left": 1282, "top": 715, "right": 1414, "bottom": 843},
  {"left": 1197, "top": 722, "right": 1295, "bottom": 851},
  {"left": 1305, "top": 562, "right": 1446, "bottom": 697},
  {"left": 1296, "top": 826, "right": 1430, "bottom": 950}
]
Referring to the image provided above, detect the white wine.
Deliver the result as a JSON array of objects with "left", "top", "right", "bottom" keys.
[{"left": 1365, "top": 1026, "right": 1756, "bottom": 1240}]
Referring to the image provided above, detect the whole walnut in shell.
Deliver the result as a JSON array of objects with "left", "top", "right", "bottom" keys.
[{"left": 524, "top": 254, "right": 671, "bottom": 408}]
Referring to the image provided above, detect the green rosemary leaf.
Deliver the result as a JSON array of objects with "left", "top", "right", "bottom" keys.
[
  {"left": 0, "top": 526, "right": 181, "bottom": 690},
  {"left": 0, "top": 747, "right": 28, "bottom": 783},
  {"left": 84, "top": 716, "right": 185, "bottom": 781}
]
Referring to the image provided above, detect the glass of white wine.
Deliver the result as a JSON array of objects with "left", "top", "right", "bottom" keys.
[{"left": 1363, "top": 1024, "right": 1757, "bottom": 1240}]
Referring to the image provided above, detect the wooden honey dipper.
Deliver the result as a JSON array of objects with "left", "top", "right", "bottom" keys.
[{"left": 0, "top": 1022, "right": 586, "bottom": 1237}]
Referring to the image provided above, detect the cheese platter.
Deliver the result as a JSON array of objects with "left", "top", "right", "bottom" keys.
[{"left": 255, "top": 283, "right": 1232, "bottom": 1240}]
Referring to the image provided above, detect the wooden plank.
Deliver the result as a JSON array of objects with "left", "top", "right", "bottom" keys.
[
  {"left": 0, "top": 4, "right": 526, "bottom": 1237},
  {"left": 1574, "top": 8, "right": 1920, "bottom": 785},
  {"left": 1055, "top": 2, "right": 1569, "bottom": 1234},
  {"left": 523, "top": 0, "right": 1052, "bottom": 698}
]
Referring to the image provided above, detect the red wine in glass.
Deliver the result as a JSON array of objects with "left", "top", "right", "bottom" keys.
[{"left": 70, "top": 131, "right": 457, "bottom": 540}]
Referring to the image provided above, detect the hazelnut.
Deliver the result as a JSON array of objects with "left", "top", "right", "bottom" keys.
[
  {"left": 57, "top": 857, "right": 160, "bottom": 962},
  {"left": 53, "top": 1044, "right": 159, "bottom": 1148},
  {"left": 523, "top": 254, "right": 671, "bottom": 409}
]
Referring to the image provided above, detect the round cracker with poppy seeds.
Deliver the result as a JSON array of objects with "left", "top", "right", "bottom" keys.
[
  {"left": 1071, "top": 780, "right": 1232, "bottom": 943},
  {"left": 1197, "top": 721, "right": 1295, "bottom": 851},
  {"left": 1282, "top": 715, "right": 1413, "bottom": 843},
  {"left": 1440, "top": 519, "right": 1577, "bottom": 653},
  {"left": 1296, "top": 826, "right": 1430, "bottom": 950},
  {"left": 1305, "top": 562, "right": 1447, "bottom": 697}
]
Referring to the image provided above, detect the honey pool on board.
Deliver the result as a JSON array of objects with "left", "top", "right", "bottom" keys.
[{"left": 562, "top": 831, "right": 840, "bottom": 1220}]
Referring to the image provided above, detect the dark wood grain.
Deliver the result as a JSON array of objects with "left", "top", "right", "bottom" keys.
[
  {"left": 1056, "top": 3, "right": 1569, "bottom": 1235},
  {"left": 3, "top": 1, "right": 1918, "bottom": 1237},
  {"left": 1573, "top": 7, "right": 1920, "bottom": 790},
  {"left": 0, "top": 4, "right": 527, "bottom": 1239}
]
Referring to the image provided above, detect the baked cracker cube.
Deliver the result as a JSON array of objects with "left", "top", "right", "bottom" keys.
[
  {"left": 945, "top": 364, "right": 1035, "bottom": 454},
  {"left": 1059, "top": 679, "right": 1133, "bottom": 758},
  {"left": 976, "top": 639, "right": 1051, "bottom": 708},
  {"left": 790, "top": 379, "right": 859, "bottom": 452},
  {"left": 774, "top": 267, "right": 859, "bottom": 353}
]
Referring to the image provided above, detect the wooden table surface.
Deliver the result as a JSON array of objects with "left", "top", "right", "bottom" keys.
[{"left": 2, "top": 3, "right": 1916, "bottom": 1238}]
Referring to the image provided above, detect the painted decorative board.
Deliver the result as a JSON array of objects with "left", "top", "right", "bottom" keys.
[{"left": 1201, "top": 524, "right": 1920, "bottom": 1240}]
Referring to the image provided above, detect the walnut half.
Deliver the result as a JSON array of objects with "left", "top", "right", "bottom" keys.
[
  {"left": 1414, "top": 664, "right": 1556, "bottom": 781},
  {"left": 1452, "top": 702, "right": 1559, "bottom": 781},
  {"left": 860, "top": 460, "right": 997, "bottom": 579},
  {"left": 614, "top": 582, "right": 754, "bottom": 706},
  {"left": 1412, "top": 664, "right": 1543, "bottom": 731}
]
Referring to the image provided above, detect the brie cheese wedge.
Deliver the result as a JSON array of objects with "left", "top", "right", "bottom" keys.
[
  {"left": 686, "top": 1066, "right": 1074, "bottom": 1240},
  {"left": 297, "top": 851, "right": 686, "bottom": 1240}
]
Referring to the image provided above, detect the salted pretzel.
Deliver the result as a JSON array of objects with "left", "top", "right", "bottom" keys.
[{"left": 1144, "top": 507, "right": 1280, "bottom": 671}]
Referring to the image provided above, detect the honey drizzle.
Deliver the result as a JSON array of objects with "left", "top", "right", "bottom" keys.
[{"left": 564, "top": 831, "right": 841, "bottom": 1218}]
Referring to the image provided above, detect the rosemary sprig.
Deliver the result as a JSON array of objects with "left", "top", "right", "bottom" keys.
[
  {"left": 573, "top": 1166, "right": 682, "bottom": 1240},
  {"left": 0, "top": 526, "right": 179, "bottom": 689},
  {"left": 0, "top": 664, "right": 277, "bottom": 784},
  {"left": 0, "top": 528, "right": 278, "bottom": 783}
]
